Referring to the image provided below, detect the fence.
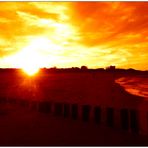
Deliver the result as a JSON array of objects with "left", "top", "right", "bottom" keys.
[{"left": 0, "top": 98, "right": 147, "bottom": 135}]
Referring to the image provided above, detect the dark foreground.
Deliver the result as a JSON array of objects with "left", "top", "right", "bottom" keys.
[
  {"left": 0, "top": 103, "right": 147, "bottom": 146},
  {"left": 0, "top": 70, "right": 148, "bottom": 146}
]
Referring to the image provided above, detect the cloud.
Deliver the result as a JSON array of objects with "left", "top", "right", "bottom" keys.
[
  {"left": 69, "top": 2, "right": 148, "bottom": 47},
  {"left": 0, "top": 2, "right": 147, "bottom": 70}
]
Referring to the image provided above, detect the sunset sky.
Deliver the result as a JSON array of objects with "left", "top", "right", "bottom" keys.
[{"left": 0, "top": 2, "right": 148, "bottom": 70}]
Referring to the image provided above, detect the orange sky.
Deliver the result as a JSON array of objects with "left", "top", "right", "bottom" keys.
[{"left": 0, "top": 2, "right": 148, "bottom": 70}]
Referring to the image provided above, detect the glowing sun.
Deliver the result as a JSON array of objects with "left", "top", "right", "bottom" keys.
[
  {"left": 22, "top": 66, "right": 39, "bottom": 76},
  {"left": 21, "top": 49, "right": 41, "bottom": 76},
  {"left": 5, "top": 37, "right": 61, "bottom": 76},
  {"left": 14, "top": 37, "right": 52, "bottom": 76}
]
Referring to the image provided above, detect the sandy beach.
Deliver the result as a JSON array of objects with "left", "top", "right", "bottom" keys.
[{"left": 0, "top": 70, "right": 147, "bottom": 146}]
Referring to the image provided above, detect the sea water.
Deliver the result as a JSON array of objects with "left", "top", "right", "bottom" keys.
[{"left": 115, "top": 76, "right": 148, "bottom": 98}]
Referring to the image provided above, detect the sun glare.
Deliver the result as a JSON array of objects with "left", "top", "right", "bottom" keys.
[
  {"left": 8, "top": 37, "right": 53, "bottom": 76},
  {"left": 22, "top": 66, "right": 39, "bottom": 76}
]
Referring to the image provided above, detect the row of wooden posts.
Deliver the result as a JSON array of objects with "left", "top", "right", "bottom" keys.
[{"left": 0, "top": 98, "right": 139, "bottom": 134}]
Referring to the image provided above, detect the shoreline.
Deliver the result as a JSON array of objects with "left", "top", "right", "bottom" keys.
[{"left": 115, "top": 76, "right": 148, "bottom": 99}]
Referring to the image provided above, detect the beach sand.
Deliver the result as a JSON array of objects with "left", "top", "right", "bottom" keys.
[
  {"left": 0, "top": 103, "right": 147, "bottom": 146},
  {"left": 0, "top": 70, "right": 147, "bottom": 146}
]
